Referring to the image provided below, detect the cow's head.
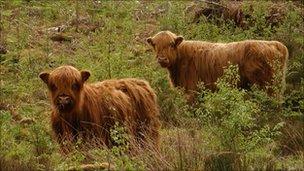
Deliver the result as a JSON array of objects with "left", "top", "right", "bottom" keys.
[
  {"left": 39, "top": 66, "right": 90, "bottom": 113},
  {"left": 147, "top": 31, "right": 183, "bottom": 68}
]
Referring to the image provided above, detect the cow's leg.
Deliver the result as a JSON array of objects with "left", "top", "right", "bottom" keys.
[{"left": 239, "top": 74, "right": 251, "bottom": 90}]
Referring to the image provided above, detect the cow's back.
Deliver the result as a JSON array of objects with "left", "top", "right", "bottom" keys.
[
  {"left": 177, "top": 39, "right": 287, "bottom": 92},
  {"left": 86, "top": 78, "right": 160, "bottom": 149}
]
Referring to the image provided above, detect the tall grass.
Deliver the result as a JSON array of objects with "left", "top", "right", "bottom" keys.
[{"left": 0, "top": 0, "right": 303, "bottom": 170}]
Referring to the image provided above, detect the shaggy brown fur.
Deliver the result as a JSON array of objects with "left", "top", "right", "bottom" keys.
[
  {"left": 147, "top": 31, "right": 288, "bottom": 100},
  {"left": 39, "top": 66, "right": 160, "bottom": 152}
]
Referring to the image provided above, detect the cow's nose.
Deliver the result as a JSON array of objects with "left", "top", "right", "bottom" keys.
[
  {"left": 58, "top": 96, "right": 72, "bottom": 105},
  {"left": 157, "top": 57, "right": 168, "bottom": 63}
]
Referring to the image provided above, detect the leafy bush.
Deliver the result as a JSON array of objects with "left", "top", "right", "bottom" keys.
[{"left": 193, "top": 65, "right": 293, "bottom": 169}]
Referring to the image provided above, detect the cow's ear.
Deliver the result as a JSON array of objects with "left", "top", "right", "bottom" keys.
[
  {"left": 146, "top": 37, "right": 155, "bottom": 47},
  {"left": 174, "top": 36, "right": 184, "bottom": 47},
  {"left": 39, "top": 72, "right": 50, "bottom": 84},
  {"left": 81, "top": 70, "right": 91, "bottom": 82}
]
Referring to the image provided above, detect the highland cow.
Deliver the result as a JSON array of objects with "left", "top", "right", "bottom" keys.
[
  {"left": 39, "top": 66, "right": 160, "bottom": 152},
  {"left": 147, "top": 31, "right": 288, "bottom": 101}
]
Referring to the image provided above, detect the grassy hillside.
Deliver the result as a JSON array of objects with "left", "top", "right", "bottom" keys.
[{"left": 1, "top": 0, "right": 303, "bottom": 170}]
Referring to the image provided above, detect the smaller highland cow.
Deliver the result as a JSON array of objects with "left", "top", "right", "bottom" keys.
[
  {"left": 147, "top": 31, "right": 288, "bottom": 101},
  {"left": 39, "top": 66, "right": 160, "bottom": 152}
]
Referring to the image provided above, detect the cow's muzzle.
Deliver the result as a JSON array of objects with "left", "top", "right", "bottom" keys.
[
  {"left": 55, "top": 95, "right": 74, "bottom": 113},
  {"left": 157, "top": 57, "right": 169, "bottom": 67}
]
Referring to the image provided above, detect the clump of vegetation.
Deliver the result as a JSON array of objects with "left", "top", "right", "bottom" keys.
[
  {"left": 193, "top": 65, "right": 285, "bottom": 169},
  {"left": 0, "top": 0, "right": 303, "bottom": 170}
]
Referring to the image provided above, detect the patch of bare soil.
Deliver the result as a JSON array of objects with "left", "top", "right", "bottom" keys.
[
  {"left": 133, "top": 2, "right": 171, "bottom": 46},
  {"left": 185, "top": 0, "right": 247, "bottom": 28},
  {"left": 185, "top": 0, "right": 294, "bottom": 29},
  {"left": 0, "top": 44, "right": 7, "bottom": 54}
]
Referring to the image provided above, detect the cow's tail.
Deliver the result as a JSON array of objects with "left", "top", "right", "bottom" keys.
[
  {"left": 280, "top": 42, "right": 288, "bottom": 97},
  {"left": 275, "top": 41, "right": 288, "bottom": 101}
]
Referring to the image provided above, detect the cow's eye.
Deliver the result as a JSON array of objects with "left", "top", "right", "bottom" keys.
[
  {"left": 170, "top": 42, "right": 175, "bottom": 48},
  {"left": 49, "top": 83, "right": 57, "bottom": 91},
  {"left": 72, "top": 83, "right": 80, "bottom": 91}
]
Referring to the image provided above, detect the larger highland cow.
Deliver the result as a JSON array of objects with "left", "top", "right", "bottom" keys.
[
  {"left": 147, "top": 31, "right": 288, "bottom": 101},
  {"left": 39, "top": 66, "right": 160, "bottom": 152}
]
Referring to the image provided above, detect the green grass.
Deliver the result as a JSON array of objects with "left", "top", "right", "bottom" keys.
[{"left": 1, "top": 0, "right": 303, "bottom": 170}]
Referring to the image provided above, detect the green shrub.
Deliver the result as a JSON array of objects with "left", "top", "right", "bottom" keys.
[{"left": 194, "top": 65, "right": 288, "bottom": 169}]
